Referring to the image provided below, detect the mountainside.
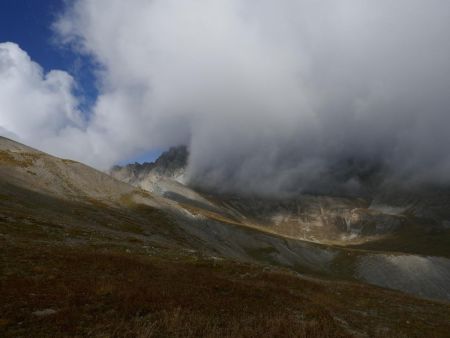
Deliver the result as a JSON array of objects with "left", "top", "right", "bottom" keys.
[
  {"left": 111, "top": 146, "right": 450, "bottom": 248},
  {"left": 111, "top": 146, "right": 188, "bottom": 185},
  {"left": 0, "top": 137, "right": 136, "bottom": 202},
  {"left": 110, "top": 145, "right": 450, "bottom": 302},
  {"left": 2, "top": 136, "right": 450, "bottom": 337}
]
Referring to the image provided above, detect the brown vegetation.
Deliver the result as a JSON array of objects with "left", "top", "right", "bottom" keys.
[
  {"left": 1, "top": 139, "right": 450, "bottom": 337},
  {"left": 1, "top": 240, "right": 450, "bottom": 337}
]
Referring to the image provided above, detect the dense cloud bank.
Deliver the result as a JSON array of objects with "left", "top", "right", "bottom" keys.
[{"left": 2, "top": 1, "right": 450, "bottom": 195}]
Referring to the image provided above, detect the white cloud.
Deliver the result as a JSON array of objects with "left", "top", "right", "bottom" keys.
[
  {"left": 0, "top": 42, "right": 81, "bottom": 132},
  {"left": 0, "top": 42, "right": 87, "bottom": 156},
  {"left": 0, "top": 42, "right": 140, "bottom": 167},
  {"left": 3, "top": 1, "right": 450, "bottom": 194}
]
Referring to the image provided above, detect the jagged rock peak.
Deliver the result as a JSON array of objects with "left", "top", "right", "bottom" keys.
[{"left": 110, "top": 145, "right": 188, "bottom": 181}]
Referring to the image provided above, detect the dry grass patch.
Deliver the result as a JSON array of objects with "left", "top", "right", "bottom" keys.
[{"left": 1, "top": 241, "right": 449, "bottom": 337}]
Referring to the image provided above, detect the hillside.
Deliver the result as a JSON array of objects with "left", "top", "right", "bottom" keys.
[
  {"left": 109, "top": 147, "right": 450, "bottom": 255},
  {"left": 110, "top": 146, "right": 450, "bottom": 302},
  {"left": 111, "top": 147, "right": 450, "bottom": 249},
  {"left": 1, "top": 137, "right": 450, "bottom": 337}
]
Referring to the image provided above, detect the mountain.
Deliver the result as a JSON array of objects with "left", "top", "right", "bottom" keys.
[
  {"left": 2, "top": 136, "right": 450, "bottom": 337},
  {"left": 111, "top": 146, "right": 450, "bottom": 250},
  {"left": 111, "top": 145, "right": 188, "bottom": 184},
  {"left": 110, "top": 146, "right": 450, "bottom": 300}
]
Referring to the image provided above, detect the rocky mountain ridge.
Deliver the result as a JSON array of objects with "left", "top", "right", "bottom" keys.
[
  {"left": 2, "top": 135, "right": 450, "bottom": 338},
  {"left": 111, "top": 146, "right": 188, "bottom": 184},
  {"left": 110, "top": 146, "right": 450, "bottom": 246}
]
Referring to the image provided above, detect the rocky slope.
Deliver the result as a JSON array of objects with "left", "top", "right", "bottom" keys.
[
  {"left": 110, "top": 146, "right": 450, "bottom": 247},
  {"left": 109, "top": 144, "right": 450, "bottom": 302},
  {"left": 110, "top": 146, "right": 188, "bottom": 185},
  {"left": 2, "top": 136, "right": 450, "bottom": 336}
]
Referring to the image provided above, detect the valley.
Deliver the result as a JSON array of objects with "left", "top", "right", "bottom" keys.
[{"left": 1, "top": 137, "right": 450, "bottom": 337}]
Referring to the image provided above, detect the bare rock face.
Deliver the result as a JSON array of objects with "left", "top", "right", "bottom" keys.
[
  {"left": 211, "top": 195, "right": 405, "bottom": 242},
  {"left": 110, "top": 146, "right": 188, "bottom": 185}
]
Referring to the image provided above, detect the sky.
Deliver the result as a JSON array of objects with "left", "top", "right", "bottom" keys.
[
  {"left": 0, "top": 0, "right": 66, "bottom": 71},
  {"left": 0, "top": 0, "right": 97, "bottom": 110},
  {"left": 1, "top": 1, "right": 450, "bottom": 196},
  {"left": 0, "top": 0, "right": 161, "bottom": 164}
]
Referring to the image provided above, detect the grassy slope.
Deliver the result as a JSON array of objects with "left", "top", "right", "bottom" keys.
[
  {"left": 347, "top": 225, "right": 450, "bottom": 259},
  {"left": 1, "top": 142, "right": 450, "bottom": 337},
  {"left": 1, "top": 188, "right": 450, "bottom": 337},
  {"left": 2, "top": 239, "right": 450, "bottom": 338}
]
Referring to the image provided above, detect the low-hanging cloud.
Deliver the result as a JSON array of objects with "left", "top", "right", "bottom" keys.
[
  {"left": 2, "top": 0, "right": 450, "bottom": 196},
  {"left": 0, "top": 42, "right": 82, "bottom": 153}
]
